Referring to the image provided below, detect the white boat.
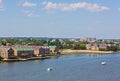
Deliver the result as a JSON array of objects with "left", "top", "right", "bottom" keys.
[
  {"left": 47, "top": 67, "right": 52, "bottom": 72},
  {"left": 101, "top": 61, "right": 106, "bottom": 65}
]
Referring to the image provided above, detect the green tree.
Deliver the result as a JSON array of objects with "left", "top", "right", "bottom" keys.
[
  {"left": 6, "top": 39, "right": 18, "bottom": 45},
  {"left": 0, "top": 40, "right": 7, "bottom": 45},
  {"left": 107, "top": 46, "right": 119, "bottom": 52},
  {"left": 48, "top": 39, "right": 61, "bottom": 48},
  {"left": 74, "top": 41, "right": 86, "bottom": 50}
]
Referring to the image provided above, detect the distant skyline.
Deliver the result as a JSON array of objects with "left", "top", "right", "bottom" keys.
[{"left": 0, "top": 0, "right": 120, "bottom": 39}]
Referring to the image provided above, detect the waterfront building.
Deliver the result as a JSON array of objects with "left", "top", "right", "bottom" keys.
[
  {"left": 91, "top": 45, "right": 99, "bottom": 51},
  {"left": 0, "top": 46, "right": 14, "bottom": 59},
  {"left": 86, "top": 44, "right": 99, "bottom": 51},
  {"left": 32, "top": 46, "right": 42, "bottom": 56},
  {"left": 86, "top": 44, "right": 109, "bottom": 51},
  {"left": 13, "top": 46, "right": 34, "bottom": 58},
  {"left": 86, "top": 44, "right": 91, "bottom": 50},
  {"left": 99, "top": 44, "right": 108, "bottom": 50},
  {"left": 39, "top": 46, "right": 50, "bottom": 56},
  {"left": 43, "top": 46, "right": 50, "bottom": 54},
  {"left": 49, "top": 46, "right": 59, "bottom": 54},
  {"left": 0, "top": 45, "right": 59, "bottom": 59}
]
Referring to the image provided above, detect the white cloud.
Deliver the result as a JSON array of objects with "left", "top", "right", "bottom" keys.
[
  {"left": 21, "top": 10, "right": 39, "bottom": 17},
  {"left": 27, "top": 13, "right": 39, "bottom": 17},
  {"left": 0, "top": 0, "right": 4, "bottom": 11},
  {"left": 42, "top": 1, "right": 109, "bottom": 12},
  {"left": 118, "top": 8, "right": 120, "bottom": 11},
  {"left": 23, "top": 1, "right": 37, "bottom": 7}
]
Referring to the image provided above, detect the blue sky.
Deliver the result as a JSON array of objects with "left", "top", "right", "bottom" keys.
[{"left": 0, "top": 0, "right": 120, "bottom": 39}]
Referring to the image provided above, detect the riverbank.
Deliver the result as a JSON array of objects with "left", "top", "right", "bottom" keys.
[
  {"left": 60, "top": 49, "right": 116, "bottom": 54},
  {"left": 1, "top": 56, "right": 52, "bottom": 62},
  {"left": 0, "top": 50, "right": 116, "bottom": 63}
]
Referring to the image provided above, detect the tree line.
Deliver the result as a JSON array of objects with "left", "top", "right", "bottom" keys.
[{"left": 0, "top": 38, "right": 120, "bottom": 52}]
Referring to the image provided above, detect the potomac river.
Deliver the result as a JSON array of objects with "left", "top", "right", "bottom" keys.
[{"left": 0, "top": 53, "right": 120, "bottom": 81}]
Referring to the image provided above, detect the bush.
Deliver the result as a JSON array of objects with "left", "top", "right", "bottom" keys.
[
  {"left": 99, "top": 48, "right": 106, "bottom": 51},
  {"left": 107, "top": 46, "right": 119, "bottom": 52}
]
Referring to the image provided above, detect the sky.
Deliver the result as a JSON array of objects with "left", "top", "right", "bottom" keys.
[{"left": 0, "top": 0, "right": 120, "bottom": 39}]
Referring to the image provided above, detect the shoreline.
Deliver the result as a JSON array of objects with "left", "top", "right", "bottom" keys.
[
  {"left": 60, "top": 49, "right": 116, "bottom": 54},
  {"left": 0, "top": 55, "right": 62, "bottom": 63},
  {"left": 0, "top": 50, "right": 118, "bottom": 63},
  {"left": 0, "top": 56, "right": 52, "bottom": 62}
]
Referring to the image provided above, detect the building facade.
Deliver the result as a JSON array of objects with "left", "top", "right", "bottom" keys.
[
  {"left": 0, "top": 46, "right": 14, "bottom": 59},
  {"left": 13, "top": 46, "right": 34, "bottom": 58}
]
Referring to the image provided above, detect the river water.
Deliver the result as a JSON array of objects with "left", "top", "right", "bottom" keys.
[{"left": 0, "top": 53, "right": 120, "bottom": 81}]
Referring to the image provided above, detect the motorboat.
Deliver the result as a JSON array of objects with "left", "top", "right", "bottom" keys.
[
  {"left": 47, "top": 67, "right": 52, "bottom": 72},
  {"left": 101, "top": 61, "right": 106, "bottom": 65}
]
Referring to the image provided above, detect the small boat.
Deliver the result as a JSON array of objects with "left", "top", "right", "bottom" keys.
[
  {"left": 47, "top": 67, "right": 52, "bottom": 72},
  {"left": 101, "top": 61, "right": 106, "bottom": 65}
]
